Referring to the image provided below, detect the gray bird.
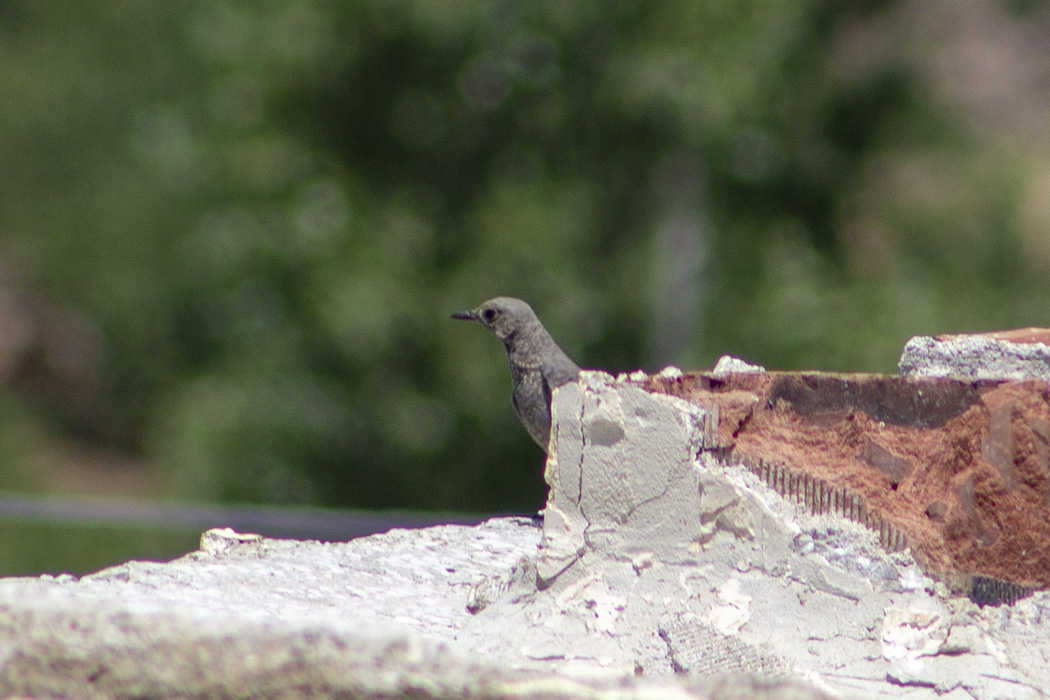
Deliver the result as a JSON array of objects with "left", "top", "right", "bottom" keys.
[{"left": 452, "top": 297, "right": 581, "bottom": 452}]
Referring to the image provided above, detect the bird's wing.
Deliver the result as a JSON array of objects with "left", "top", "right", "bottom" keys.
[
  {"left": 512, "top": 376, "right": 553, "bottom": 451},
  {"left": 543, "top": 353, "right": 582, "bottom": 388}
]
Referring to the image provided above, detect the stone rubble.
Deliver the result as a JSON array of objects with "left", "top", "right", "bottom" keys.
[{"left": 1, "top": 330, "right": 1050, "bottom": 699}]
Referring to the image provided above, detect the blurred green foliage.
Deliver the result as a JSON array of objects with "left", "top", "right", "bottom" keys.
[{"left": 1, "top": 0, "right": 1048, "bottom": 516}]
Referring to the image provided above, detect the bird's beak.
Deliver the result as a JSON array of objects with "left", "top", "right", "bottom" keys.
[{"left": 451, "top": 309, "right": 478, "bottom": 321}]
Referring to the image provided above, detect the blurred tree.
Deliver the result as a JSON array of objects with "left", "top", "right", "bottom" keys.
[{"left": 0, "top": 0, "right": 1047, "bottom": 515}]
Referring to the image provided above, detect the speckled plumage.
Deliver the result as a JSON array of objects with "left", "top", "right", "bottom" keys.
[{"left": 452, "top": 297, "right": 581, "bottom": 452}]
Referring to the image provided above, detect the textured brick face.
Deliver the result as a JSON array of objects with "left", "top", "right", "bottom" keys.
[{"left": 644, "top": 371, "right": 1050, "bottom": 595}]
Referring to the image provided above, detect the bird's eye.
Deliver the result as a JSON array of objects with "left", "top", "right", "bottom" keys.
[{"left": 482, "top": 308, "right": 497, "bottom": 322}]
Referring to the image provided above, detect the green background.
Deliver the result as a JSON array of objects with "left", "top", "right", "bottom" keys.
[{"left": 2, "top": 0, "right": 1049, "bottom": 574}]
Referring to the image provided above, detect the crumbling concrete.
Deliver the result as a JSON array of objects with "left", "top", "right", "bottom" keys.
[
  {"left": 900, "top": 328, "right": 1050, "bottom": 381},
  {"left": 527, "top": 369, "right": 1050, "bottom": 698},
  {"left": 639, "top": 369, "right": 1050, "bottom": 598},
  {"left": 2, "top": 331, "right": 1050, "bottom": 699},
  {"left": 0, "top": 521, "right": 832, "bottom": 700}
]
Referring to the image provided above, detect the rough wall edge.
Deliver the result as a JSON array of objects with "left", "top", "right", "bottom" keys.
[
  {"left": 717, "top": 451, "right": 909, "bottom": 553},
  {"left": 714, "top": 450, "right": 1038, "bottom": 607}
]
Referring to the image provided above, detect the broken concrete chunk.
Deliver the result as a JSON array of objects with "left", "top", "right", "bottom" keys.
[
  {"left": 199, "top": 527, "right": 262, "bottom": 554},
  {"left": 697, "top": 473, "right": 753, "bottom": 545},
  {"left": 899, "top": 328, "right": 1050, "bottom": 381},
  {"left": 535, "top": 502, "right": 585, "bottom": 585},
  {"left": 712, "top": 355, "right": 766, "bottom": 375},
  {"left": 540, "top": 377, "right": 711, "bottom": 573}
]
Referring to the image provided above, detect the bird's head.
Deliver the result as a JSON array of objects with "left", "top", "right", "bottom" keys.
[{"left": 451, "top": 297, "right": 539, "bottom": 345}]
